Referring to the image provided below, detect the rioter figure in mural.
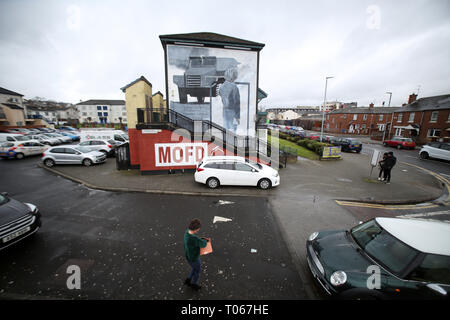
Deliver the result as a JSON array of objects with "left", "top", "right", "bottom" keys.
[{"left": 219, "top": 68, "right": 240, "bottom": 132}]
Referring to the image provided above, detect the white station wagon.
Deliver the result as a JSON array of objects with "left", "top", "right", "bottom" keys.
[{"left": 195, "top": 156, "right": 280, "bottom": 190}]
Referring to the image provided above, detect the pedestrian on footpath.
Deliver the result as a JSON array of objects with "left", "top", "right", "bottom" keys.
[
  {"left": 378, "top": 152, "right": 388, "bottom": 181},
  {"left": 184, "top": 218, "right": 208, "bottom": 291},
  {"left": 383, "top": 151, "right": 397, "bottom": 184}
]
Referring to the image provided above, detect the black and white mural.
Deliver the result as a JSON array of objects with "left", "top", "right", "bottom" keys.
[{"left": 166, "top": 44, "right": 258, "bottom": 137}]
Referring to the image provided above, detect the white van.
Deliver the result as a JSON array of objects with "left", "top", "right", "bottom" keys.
[
  {"left": 0, "top": 133, "right": 35, "bottom": 143},
  {"left": 79, "top": 130, "right": 128, "bottom": 144}
]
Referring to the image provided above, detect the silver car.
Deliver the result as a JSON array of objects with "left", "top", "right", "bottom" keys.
[
  {"left": 42, "top": 146, "right": 106, "bottom": 167},
  {"left": 419, "top": 142, "right": 450, "bottom": 161},
  {"left": 77, "top": 139, "right": 115, "bottom": 157},
  {"left": 46, "top": 133, "right": 72, "bottom": 144},
  {"left": 27, "top": 134, "right": 60, "bottom": 146}
]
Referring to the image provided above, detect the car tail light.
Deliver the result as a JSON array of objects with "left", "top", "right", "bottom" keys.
[
  {"left": 107, "top": 145, "right": 112, "bottom": 148},
  {"left": 9, "top": 147, "right": 17, "bottom": 151},
  {"left": 42, "top": 153, "right": 45, "bottom": 157},
  {"left": 196, "top": 168, "right": 204, "bottom": 172}
]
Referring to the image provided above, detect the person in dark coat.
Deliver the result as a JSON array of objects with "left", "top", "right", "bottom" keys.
[
  {"left": 383, "top": 151, "right": 397, "bottom": 184},
  {"left": 184, "top": 218, "right": 208, "bottom": 290},
  {"left": 378, "top": 152, "right": 388, "bottom": 181}
]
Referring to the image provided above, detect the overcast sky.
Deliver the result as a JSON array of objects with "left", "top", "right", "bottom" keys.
[{"left": 0, "top": 0, "right": 449, "bottom": 108}]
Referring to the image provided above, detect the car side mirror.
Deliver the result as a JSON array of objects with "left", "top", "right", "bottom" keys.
[
  {"left": 252, "top": 169, "right": 257, "bottom": 173},
  {"left": 427, "top": 284, "right": 447, "bottom": 296}
]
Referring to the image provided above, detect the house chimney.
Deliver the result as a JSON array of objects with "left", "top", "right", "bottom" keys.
[
  {"left": 408, "top": 93, "right": 417, "bottom": 104},
  {"left": 369, "top": 103, "right": 374, "bottom": 108}
]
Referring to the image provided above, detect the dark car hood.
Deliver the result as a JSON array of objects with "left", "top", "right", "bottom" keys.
[
  {"left": 0, "top": 198, "right": 31, "bottom": 226},
  {"left": 313, "top": 231, "right": 373, "bottom": 274}
]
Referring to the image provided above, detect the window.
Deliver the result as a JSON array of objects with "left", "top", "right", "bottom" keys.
[
  {"left": 397, "top": 113, "right": 403, "bottom": 122},
  {"left": 103, "top": 112, "right": 108, "bottom": 116},
  {"left": 103, "top": 106, "right": 108, "bottom": 110},
  {"left": 409, "top": 112, "right": 415, "bottom": 122},
  {"left": 50, "top": 148, "right": 65, "bottom": 153},
  {"left": 98, "top": 112, "right": 102, "bottom": 116},
  {"left": 218, "top": 162, "right": 234, "bottom": 170},
  {"left": 362, "top": 124, "right": 366, "bottom": 129},
  {"left": 79, "top": 141, "right": 91, "bottom": 146},
  {"left": 235, "top": 162, "right": 254, "bottom": 172},
  {"left": 351, "top": 220, "right": 419, "bottom": 275},
  {"left": 448, "top": 114, "right": 450, "bottom": 122},
  {"left": 408, "top": 254, "right": 450, "bottom": 285},
  {"left": 353, "top": 114, "right": 357, "bottom": 121},
  {"left": 427, "top": 129, "right": 441, "bottom": 137},
  {"left": 379, "top": 115, "right": 383, "bottom": 121},
  {"left": 363, "top": 114, "right": 368, "bottom": 121},
  {"left": 441, "top": 144, "right": 450, "bottom": 151},
  {"left": 97, "top": 106, "right": 102, "bottom": 110},
  {"left": 430, "top": 111, "right": 439, "bottom": 122},
  {"left": 64, "top": 148, "right": 78, "bottom": 154},
  {"left": 204, "top": 162, "right": 219, "bottom": 169}
]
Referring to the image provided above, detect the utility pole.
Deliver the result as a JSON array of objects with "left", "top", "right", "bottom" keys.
[
  {"left": 382, "top": 92, "right": 392, "bottom": 143},
  {"left": 320, "top": 76, "right": 334, "bottom": 142}
]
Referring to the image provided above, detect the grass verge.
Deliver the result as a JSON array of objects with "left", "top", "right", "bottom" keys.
[{"left": 268, "top": 135, "right": 319, "bottom": 160}]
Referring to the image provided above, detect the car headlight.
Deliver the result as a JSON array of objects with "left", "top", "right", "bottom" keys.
[
  {"left": 330, "top": 271, "right": 347, "bottom": 287},
  {"left": 308, "top": 232, "right": 319, "bottom": 241},
  {"left": 272, "top": 171, "right": 279, "bottom": 177},
  {"left": 24, "top": 202, "right": 38, "bottom": 213}
]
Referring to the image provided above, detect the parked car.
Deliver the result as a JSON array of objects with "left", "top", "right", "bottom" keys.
[
  {"left": 0, "top": 141, "right": 48, "bottom": 159},
  {"left": 195, "top": 156, "right": 280, "bottom": 190},
  {"left": 58, "top": 131, "right": 80, "bottom": 141},
  {"left": 384, "top": 137, "right": 416, "bottom": 149},
  {"left": 419, "top": 142, "right": 450, "bottom": 161},
  {"left": 306, "top": 217, "right": 450, "bottom": 300},
  {"left": 0, "top": 133, "right": 37, "bottom": 143},
  {"left": 58, "top": 126, "right": 78, "bottom": 132},
  {"left": 77, "top": 139, "right": 115, "bottom": 157},
  {"left": 333, "top": 138, "right": 362, "bottom": 153},
  {"left": 47, "top": 133, "right": 72, "bottom": 144},
  {"left": 26, "top": 134, "right": 60, "bottom": 146},
  {"left": 42, "top": 146, "right": 106, "bottom": 167},
  {"left": 0, "top": 192, "right": 41, "bottom": 250}
]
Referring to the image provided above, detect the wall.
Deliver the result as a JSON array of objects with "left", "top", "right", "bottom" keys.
[{"left": 125, "top": 80, "right": 153, "bottom": 129}]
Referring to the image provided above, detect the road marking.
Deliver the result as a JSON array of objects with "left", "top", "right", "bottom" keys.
[
  {"left": 335, "top": 200, "right": 439, "bottom": 210},
  {"left": 398, "top": 210, "right": 450, "bottom": 218}
]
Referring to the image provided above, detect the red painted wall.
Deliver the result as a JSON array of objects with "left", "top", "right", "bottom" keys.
[{"left": 129, "top": 128, "right": 268, "bottom": 172}]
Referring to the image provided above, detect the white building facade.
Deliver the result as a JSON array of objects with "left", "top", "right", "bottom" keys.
[{"left": 76, "top": 100, "right": 127, "bottom": 124}]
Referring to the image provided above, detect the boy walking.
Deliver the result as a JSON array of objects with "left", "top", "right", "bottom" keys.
[
  {"left": 184, "top": 218, "right": 208, "bottom": 291},
  {"left": 383, "top": 152, "right": 397, "bottom": 184}
]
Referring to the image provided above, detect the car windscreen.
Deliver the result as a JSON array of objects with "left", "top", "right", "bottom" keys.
[
  {"left": 0, "top": 142, "right": 14, "bottom": 147},
  {"left": 351, "top": 220, "right": 419, "bottom": 275},
  {"left": 15, "top": 135, "right": 31, "bottom": 141},
  {"left": 245, "top": 159, "right": 263, "bottom": 169},
  {"left": 75, "top": 147, "right": 91, "bottom": 153},
  {"left": 401, "top": 138, "right": 413, "bottom": 142},
  {"left": 349, "top": 140, "right": 362, "bottom": 145}
]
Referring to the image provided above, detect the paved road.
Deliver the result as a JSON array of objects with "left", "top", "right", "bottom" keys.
[{"left": 0, "top": 156, "right": 306, "bottom": 299}]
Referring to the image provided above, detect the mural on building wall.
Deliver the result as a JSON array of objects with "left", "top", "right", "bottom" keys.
[{"left": 166, "top": 44, "right": 258, "bottom": 137}]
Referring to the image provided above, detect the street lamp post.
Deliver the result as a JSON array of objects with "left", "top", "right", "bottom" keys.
[
  {"left": 320, "top": 76, "right": 334, "bottom": 142},
  {"left": 382, "top": 92, "right": 393, "bottom": 143}
]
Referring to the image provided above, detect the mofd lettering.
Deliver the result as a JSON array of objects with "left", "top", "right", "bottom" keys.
[{"left": 155, "top": 143, "right": 207, "bottom": 167}]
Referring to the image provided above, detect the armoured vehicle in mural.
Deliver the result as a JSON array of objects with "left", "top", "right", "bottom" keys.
[{"left": 173, "top": 56, "right": 239, "bottom": 104}]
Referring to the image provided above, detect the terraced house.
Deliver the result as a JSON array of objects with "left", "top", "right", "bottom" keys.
[{"left": 326, "top": 93, "right": 450, "bottom": 145}]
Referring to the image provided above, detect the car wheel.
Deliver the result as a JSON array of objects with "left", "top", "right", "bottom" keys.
[
  {"left": 206, "top": 177, "right": 219, "bottom": 189},
  {"left": 44, "top": 159, "right": 55, "bottom": 167},
  {"left": 83, "top": 158, "right": 93, "bottom": 167},
  {"left": 15, "top": 153, "right": 24, "bottom": 160},
  {"left": 258, "top": 178, "right": 271, "bottom": 190},
  {"left": 420, "top": 152, "right": 429, "bottom": 160}
]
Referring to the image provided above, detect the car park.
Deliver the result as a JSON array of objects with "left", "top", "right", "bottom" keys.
[
  {"left": 42, "top": 146, "right": 107, "bottom": 167},
  {"left": 0, "top": 192, "right": 41, "bottom": 251},
  {"left": 384, "top": 137, "right": 416, "bottom": 149},
  {"left": 0, "top": 141, "right": 48, "bottom": 159},
  {"left": 77, "top": 139, "right": 115, "bottom": 157},
  {"left": 419, "top": 142, "right": 450, "bottom": 161},
  {"left": 332, "top": 138, "right": 362, "bottom": 153},
  {"left": 79, "top": 130, "right": 129, "bottom": 144},
  {"left": 195, "top": 156, "right": 280, "bottom": 189},
  {"left": 306, "top": 217, "right": 450, "bottom": 300}
]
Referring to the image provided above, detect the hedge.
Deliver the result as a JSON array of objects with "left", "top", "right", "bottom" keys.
[{"left": 297, "top": 139, "right": 331, "bottom": 155}]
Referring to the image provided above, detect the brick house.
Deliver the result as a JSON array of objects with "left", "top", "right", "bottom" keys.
[
  {"left": 326, "top": 104, "right": 400, "bottom": 140},
  {"left": 388, "top": 94, "right": 450, "bottom": 144}
]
